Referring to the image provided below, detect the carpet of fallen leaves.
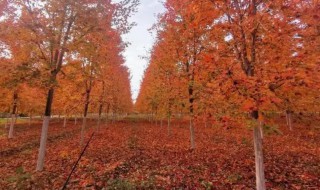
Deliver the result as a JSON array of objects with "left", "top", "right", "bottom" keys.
[{"left": 0, "top": 116, "right": 319, "bottom": 190}]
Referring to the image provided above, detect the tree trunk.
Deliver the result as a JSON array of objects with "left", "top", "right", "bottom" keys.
[
  {"left": 80, "top": 116, "right": 87, "bottom": 147},
  {"left": 8, "top": 114, "right": 15, "bottom": 139},
  {"left": 8, "top": 91, "right": 18, "bottom": 139},
  {"left": 36, "top": 116, "right": 50, "bottom": 171},
  {"left": 81, "top": 87, "right": 91, "bottom": 147},
  {"left": 63, "top": 116, "right": 67, "bottom": 128},
  {"left": 97, "top": 116, "right": 101, "bottom": 130},
  {"left": 97, "top": 103, "right": 103, "bottom": 131},
  {"left": 5, "top": 114, "right": 9, "bottom": 129},
  {"left": 259, "top": 121, "right": 264, "bottom": 140},
  {"left": 36, "top": 87, "right": 54, "bottom": 171},
  {"left": 58, "top": 114, "right": 61, "bottom": 122},
  {"left": 29, "top": 113, "right": 32, "bottom": 126},
  {"left": 187, "top": 63, "right": 195, "bottom": 149},
  {"left": 112, "top": 112, "right": 115, "bottom": 124},
  {"left": 189, "top": 118, "right": 195, "bottom": 149},
  {"left": 288, "top": 112, "right": 293, "bottom": 131},
  {"left": 74, "top": 116, "right": 77, "bottom": 125},
  {"left": 253, "top": 121, "right": 266, "bottom": 190},
  {"left": 167, "top": 116, "right": 171, "bottom": 136}
]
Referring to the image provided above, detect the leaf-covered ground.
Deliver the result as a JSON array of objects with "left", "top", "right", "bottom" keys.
[{"left": 0, "top": 116, "right": 319, "bottom": 189}]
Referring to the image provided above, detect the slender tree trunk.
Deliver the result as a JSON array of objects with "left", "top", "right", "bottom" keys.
[
  {"left": 81, "top": 88, "right": 91, "bottom": 147},
  {"left": 14, "top": 113, "right": 18, "bottom": 124},
  {"left": 74, "top": 115, "right": 77, "bottom": 125},
  {"left": 36, "top": 116, "right": 50, "bottom": 171},
  {"left": 254, "top": 120, "right": 266, "bottom": 190},
  {"left": 5, "top": 115, "right": 9, "bottom": 129},
  {"left": 36, "top": 87, "right": 54, "bottom": 171},
  {"left": 112, "top": 112, "right": 116, "bottom": 124},
  {"left": 8, "top": 91, "right": 18, "bottom": 139},
  {"left": 80, "top": 116, "right": 87, "bottom": 147},
  {"left": 288, "top": 112, "right": 293, "bottom": 131},
  {"left": 29, "top": 112, "right": 32, "bottom": 126},
  {"left": 97, "top": 103, "right": 103, "bottom": 131},
  {"left": 105, "top": 105, "right": 110, "bottom": 125},
  {"left": 58, "top": 114, "right": 61, "bottom": 122},
  {"left": 63, "top": 116, "right": 67, "bottom": 128},
  {"left": 259, "top": 121, "right": 264, "bottom": 140},
  {"left": 167, "top": 116, "right": 171, "bottom": 136},
  {"left": 187, "top": 62, "right": 195, "bottom": 149},
  {"left": 97, "top": 116, "right": 101, "bottom": 130},
  {"left": 285, "top": 111, "right": 289, "bottom": 126},
  {"left": 189, "top": 118, "right": 195, "bottom": 149},
  {"left": 8, "top": 114, "right": 15, "bottom": 139}
]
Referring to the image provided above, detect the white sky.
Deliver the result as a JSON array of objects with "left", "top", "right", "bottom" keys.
[{"left": 120, "top": 0, "right": 165, "bottom": 102}]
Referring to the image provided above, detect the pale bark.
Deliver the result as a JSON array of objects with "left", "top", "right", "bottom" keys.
[
  {"left": 63, "top": 116, "right": 67, "bottom": 128},
  {"left": 36, "top": 116, "right": 50, "bottom": 171},
  {"left": 29, "top": 113, "right": 32, "bottom": 126},
  {"left": 8, "top": 114, "right": 15, "bottom": 139},
  {"left": 189, "top": 118, "right": 195, "bottom": 149},
  {"left": 288, "top": 112, "right": 293, "bottom": 131},
  {"left": 286, "top": 111, "right": 293, "bottom": 131},
  {"left": 8, "top": 91, "right": 18, "bottom": 138},
  {"left": 254, "top": 122, "right": 266, "bottom": 190},
  {"left": 97, "top": 103, "right": 103, "bottom": 131},
  {"left": 74, "top": 116, "right": 77, "bottom": 125},
  {"left": 14, "top": 114, "right": 18, "bottom": 124},
  {"left": 259, "top": 121, "right": 264, "bottom": 140},
  {"left": 36, "top": 87, "right": 54, "bottom": 172}
]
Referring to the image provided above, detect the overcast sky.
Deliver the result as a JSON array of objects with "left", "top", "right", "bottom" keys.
[{"left": 120, "top": 0, "right": 165, "bottom": 102}]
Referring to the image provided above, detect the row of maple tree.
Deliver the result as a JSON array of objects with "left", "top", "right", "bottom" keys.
[
  {"left": 0, "top": 0, "right": 137, "bottom": 171},
  {"left": 0, "top": 0, "right": 135, "bottom": 125},
  {"left": 137, "top": 0, "right": 319, "bottom": 122},
  {"left": 135, "top": 0, "right": 319, "bottom": 190}
]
